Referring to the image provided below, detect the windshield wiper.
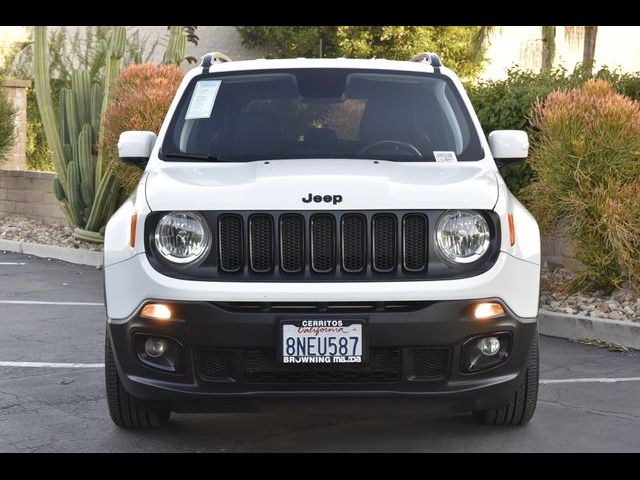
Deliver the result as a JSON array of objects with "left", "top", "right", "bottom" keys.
[{"left": 162, "top": 152, "right": 224, "bottom": 162}]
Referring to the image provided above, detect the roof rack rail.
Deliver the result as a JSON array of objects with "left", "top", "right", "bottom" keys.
[
  {"left": 411, "top": 52, "right": 442, "bottom": 69},
  {"left": 201, "top": 52, "right": 232, "bottom": 73}
]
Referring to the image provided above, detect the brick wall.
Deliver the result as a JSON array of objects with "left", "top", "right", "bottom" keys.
[
  {"left": 1, "top": 79, "right": 31, "bottom": 171},
  {"left": 0, "top": 170, "right": 67, "bottom": 223}
]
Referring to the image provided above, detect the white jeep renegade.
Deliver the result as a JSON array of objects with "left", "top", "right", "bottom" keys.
[{"left": 104, "top": 52, "right": 541, "bottom": 429}]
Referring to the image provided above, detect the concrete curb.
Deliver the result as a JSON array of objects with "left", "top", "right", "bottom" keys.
[
  {"left": 539, "top": 309, "right": 640, "bottom": 350},
  {"left": 0, "top": 238, "right": 103, "bottom": 267}
]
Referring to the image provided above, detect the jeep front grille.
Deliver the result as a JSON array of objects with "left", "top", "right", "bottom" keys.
[
  {"left": 218, "top": 214, "right": 243, "bottom": 273},
  {"left": 146, "top": 210, "right": 501, "bottom": 282},
  {"left": 279, "top": 214, "right": 305, "bottom": 273},
  {"left": 310, "top": 214, "right": 336, "bottom": 273},
  {"left": 215, "top": 211, "right": 427, "bottom": 277}
]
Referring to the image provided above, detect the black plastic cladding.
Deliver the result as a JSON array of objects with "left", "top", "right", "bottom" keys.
[{"left": 144, "top": 210, "right": 501, "bottom": 282}]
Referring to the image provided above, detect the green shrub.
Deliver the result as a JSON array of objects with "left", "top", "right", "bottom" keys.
[
  {"left": 25, "top": 86, "right": 53, "bottom": 171},
  {"left": 466, "top": 66, "right": 640, "bottom": 195},
  {"left": 523, "top": 80, "right": 640, "bottom": 293},
  {"left": 237, "top": 26, "right": 488, "bottom": 80},
  {"left": 0, "top": 83, "right": 17, "bottom": 167}
]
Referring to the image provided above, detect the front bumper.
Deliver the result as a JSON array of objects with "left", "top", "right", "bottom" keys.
[{"left": 108, "top": 299, "right": 537, "bottom": 413}]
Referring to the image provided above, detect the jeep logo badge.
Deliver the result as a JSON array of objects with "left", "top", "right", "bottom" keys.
[{"left": 302, "top": 193, "right": 343, "bottom": 205}]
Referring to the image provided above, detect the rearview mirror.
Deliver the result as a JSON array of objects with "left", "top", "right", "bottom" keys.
[
  {"left": 118, "top": 131, "right": 157, "bottom": 169},
  {"left": 488, "top": 130, "right": 529, "bottom": 165}
]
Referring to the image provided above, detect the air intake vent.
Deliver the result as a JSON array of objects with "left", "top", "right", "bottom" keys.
[
  {"left": 412, "top": 348, "right": 449, "bottom": 378},
  {"left": 341, "top": 214, "right": 366, "bottom": 273},
  {"left": 280, "top": 215, "right": 304, "bottom": 273},
  {"left": 403, "top": 214, "right": 427, "bottom": 272},
  {"left": 196, "top": 350, "right": 234, "bottom": 381},
  {"left": 218, "top": 214, "right": 243, "bottom": 272},
  {"left": 249, "top": 214, "right": 274, "bottom": 273},
  {"left": 310, "top": 214, "right": 336, "bottom": 273},
  {"left": 372, "top": 214, "right": 396, "bottom": 272}
]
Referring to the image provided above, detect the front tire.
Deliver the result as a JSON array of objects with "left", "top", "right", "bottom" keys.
[
  {"left": 472, "top": 329, "right": 539, "bottom": 426},
  {"left": 105, "top": 327, "right": 171, "bottom": 429}
]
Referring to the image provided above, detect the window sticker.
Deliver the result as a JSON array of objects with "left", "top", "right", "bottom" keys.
[
  {"left": 433, "top": 151, "right": 458, "bottom": 163},
  {"left": 185, "top": 80, "right": 221, "bottom": 119}
]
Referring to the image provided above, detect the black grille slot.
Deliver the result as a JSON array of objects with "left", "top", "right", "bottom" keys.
[
  {"left": 249, "top": 215, "right": 274, "bottom": 273},
  {"left": 310, "top": 214, "right": 336, "bottom": 273},
  {"left": 412, "top": 349, "right": 449, "bottom": 378},
  {"left": 243, "top": 348, "right": 402, "bottom": 383},
  {"left": 372, "top": 214, "right": 396, "bottom": 272},
  {"left": 213, "top": 301, "right": 432, "bottom": 313},
  {"left": 280, "top": 214, "right": 304, "bottom": 273},
  {"left": 403, "top": 214, "right": 427, "bottom": 272},
  {"left": 341, "top": 214, "right": 366, "bottom": 273},
  {"left": 218, "top": 215, "right": 243, "bottom": 273},
  {"left": 196, "top": 350, "right": 234, "bottom": 381}
]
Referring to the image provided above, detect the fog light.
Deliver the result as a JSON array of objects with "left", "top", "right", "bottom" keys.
[
  {"left": 479, "top": 336, "right": 500, "bottom": 356},
  {"left": 144, "top": 338, "right": 168, "bottom": 358},
  {"left": 461, "top": 332, "right": 511, "bottom": 373},
  {"left": 141, "top": 303, "right": 172, "bottom": 321},
  {"left": 473, "top": 302, "right": 505, "bottom": 320}
]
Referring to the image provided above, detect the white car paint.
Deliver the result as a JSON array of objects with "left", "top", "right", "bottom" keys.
[
  {"left": 143, "top": 160, "right": 499, "bottom": 212},
  {"left": 105, "top": 56, "right": 541, "bottom": 321},
  {"left": 117, "top": 131, "right": 157, "bottom": 160},
  {"left": 488, "top": 130, "right": 529, "bottom": 160}
]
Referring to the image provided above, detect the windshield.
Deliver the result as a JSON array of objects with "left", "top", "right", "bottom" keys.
[{"left": 161, "top": 68, "right": 484, "bottom": 162}]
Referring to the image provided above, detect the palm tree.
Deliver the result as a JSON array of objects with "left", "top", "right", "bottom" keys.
[
  {"left": 583, "top": 26, "right": 598, "bottom": 73},
  {"left": 472, "top": 26, "right": 557, "bottom": 71},
  {"left": 541, "top": 26, "right": 556, "bottom": 71},
  {"left": 471, "top": 26, "right": 501, "bottom": 62}
]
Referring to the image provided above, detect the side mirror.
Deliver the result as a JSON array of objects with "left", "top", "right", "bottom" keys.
[
  {"left": 488, "top": 130, "right": 529, "bottom": 165},
  {"left": 118, "top": 131, "right": 157, "bottom": 169}
]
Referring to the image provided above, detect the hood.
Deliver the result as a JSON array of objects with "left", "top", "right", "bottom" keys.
[{"left": 144, "top": 159, "right": 498, "bottom": 211}]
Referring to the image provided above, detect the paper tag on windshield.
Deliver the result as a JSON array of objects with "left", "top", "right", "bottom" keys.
[
  {"left": 433, "top": 151, "right": 458, "bottom": 163},
  {"left": 185, "top": 80, "right": 221, "bottom": 119}
]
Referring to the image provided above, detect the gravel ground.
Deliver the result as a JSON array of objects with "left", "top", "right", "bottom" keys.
[
  {"left": 0, "top": 214, "right": 637, "bottom": 322},
  {"left": 541, "top": 263, "right": 640, "bottom": 322},
  {"left": 0, "top": 214, "right": 103, "bottom": 251}
]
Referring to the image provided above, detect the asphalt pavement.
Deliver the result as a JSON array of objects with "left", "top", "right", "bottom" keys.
[{"left": 0, "top": 250, "right": 639, "bottom": 452}]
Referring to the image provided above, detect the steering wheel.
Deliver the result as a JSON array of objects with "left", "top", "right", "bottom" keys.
[{"left": 358, "top": 140, "right": 423, "bottom": 158}]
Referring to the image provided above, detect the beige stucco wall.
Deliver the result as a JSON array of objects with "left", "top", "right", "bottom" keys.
[
  {"left": 481, "top": 26, "right": 640, "bottom": 80},
  {"left": 57, "top": 26, "right": 272, "bottom": 64}
]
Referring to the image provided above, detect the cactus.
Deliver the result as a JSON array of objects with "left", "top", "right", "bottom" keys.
[
  {"left": 77, "top": 124, "right": 95, "bottom": 206},
  {"left": 163, "top": 26, "right": 187, "bottom": 65},
  {"left": 52, "top": 178, "right": 66, "bottom": 201},
  {"left": 66, "top": 160, "right": 83, "bottom": 226},
  {"left": 96, "top": 26, "right": 126, "bottom": 189},
  {"left": 33, "top": 27, "right": 67, "bottom": 189},
  {"left": 32, "top": 26, "right": 126, "bottom": 243},
  {"left": 84, "top": 172, "right": 119, "bottom": 232}
]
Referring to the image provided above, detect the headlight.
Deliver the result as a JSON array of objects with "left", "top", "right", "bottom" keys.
[
  {"left": 154, "top": 211, "right": 211, "bottom": 264},
  {"left": 435, "top": 210, "right": 490, "bottom": 263}
]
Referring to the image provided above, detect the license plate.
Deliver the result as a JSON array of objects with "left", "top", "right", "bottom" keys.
[{"left": 281, "top": 320, "right": 365, "bottom": 364}]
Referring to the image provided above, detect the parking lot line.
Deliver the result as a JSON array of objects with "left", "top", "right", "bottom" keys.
[
  {"left": 540, "top": 377, "right": 640, "bottom": 384},
  {"left": 0, "top": 262, "right": 26, "bottom": 265},
  {"left": 0, "top": 300, "right": 104, "bottom": 306},
  {"left": 0, "top": 361, "right": 104, "bottom": 368}
]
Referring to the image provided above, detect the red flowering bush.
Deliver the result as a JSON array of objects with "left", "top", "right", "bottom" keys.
[
  {"left": 523, "top": 80, "right": 640, "bottom": 292},
  {"left": 102, "top": 63, "right": 184, "bottom": 195}
]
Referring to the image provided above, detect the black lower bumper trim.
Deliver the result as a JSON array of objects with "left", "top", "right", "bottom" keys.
[{"left": 108, "top": 298, "right": 537, "bottom": 412}]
